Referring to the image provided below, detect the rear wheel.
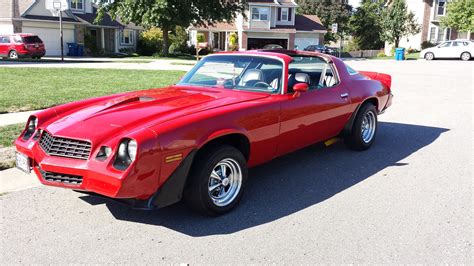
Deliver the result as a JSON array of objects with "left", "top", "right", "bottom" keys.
[
  {"left": 461, "top": 52, "right": 471, "bottom": 61},
  {"left": 425, "top": 52, "right": 434, "bottom": 60},
  {"left": 8, "top": 50, "right": 18, "bottom": 59},
  {"left": 345, "top": 103, "right": 378, "bottom": 151},
  {"left": 184, "top": 145, "right": 247, "bottom": 216}
]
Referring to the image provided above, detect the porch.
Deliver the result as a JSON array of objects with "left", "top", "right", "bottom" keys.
[{"left": 84, "top": 27, "right": 118, "bottom": 55}]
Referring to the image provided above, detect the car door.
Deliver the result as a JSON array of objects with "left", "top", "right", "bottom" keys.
[
  {"left": 452, "top": 41, "right": 469, "bottom": 57},
  {"left": 0, "top": 36, "right": 9, "bottom": 56},
  {"left": 276, "top": 57, "right": 352, "bottom": 156},
  {"left": 436, "top": 41, "right": 452, "bottom": 58}
]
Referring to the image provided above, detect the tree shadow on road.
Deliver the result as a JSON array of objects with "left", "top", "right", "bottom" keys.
[{"left": 79, "top": 122, "right": 448, "bottom": 236}]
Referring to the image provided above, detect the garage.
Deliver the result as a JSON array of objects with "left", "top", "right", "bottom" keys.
[
  {"left": 22, "top": 26, "right": 75, "bottom": 56},
  {"left": 248, "top": 38, "right": 288, "bottom": 50}
]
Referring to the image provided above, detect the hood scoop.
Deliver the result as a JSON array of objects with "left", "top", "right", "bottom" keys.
[
  {"left": 139, "top": 96, "right": 155, "bottom": 101},
  {"left": 100, "top": 95, "right": 156, "bottom": 112}
]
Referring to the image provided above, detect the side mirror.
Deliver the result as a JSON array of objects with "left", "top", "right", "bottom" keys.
[{"left": 292, "top": 83, "right": 309, "bottom": 97}]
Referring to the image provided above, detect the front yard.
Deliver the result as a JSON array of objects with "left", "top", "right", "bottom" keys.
[
  {"left": 0, "top": 123, "right": 23, "bottom": 170},
  {"left": 0, "top": 67, "right": 184, "bottom": 169},
  {"left": 0, "top": 68, "right": 185, "bottom": 113}
]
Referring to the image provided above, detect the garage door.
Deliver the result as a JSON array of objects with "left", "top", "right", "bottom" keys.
[
  {"left": 248, "top": 38, "right": 288, "bottom": 50},
  {"left": 22, "top": 27, "right": 74, "bottom": 56},
  {"left": 295, "top": 37, "right": 319, "bottom": 51}
]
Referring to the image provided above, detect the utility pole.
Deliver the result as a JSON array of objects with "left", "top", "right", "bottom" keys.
[{"left": 59, "top": 10, "right": 64, "bottom": 62}]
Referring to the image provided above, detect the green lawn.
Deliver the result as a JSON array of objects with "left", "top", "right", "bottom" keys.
[
  {"left": 0, "top": 68, "right": 185, "bottom": 113},
  {"left": 367, "top": 52, "right": 420, "bottom": 60},
  {"left": 0, "top": 123, "right": 24, "bottom": 170},
  {"left": 0, "top": 123, "right": 23, "bottom": 148}
]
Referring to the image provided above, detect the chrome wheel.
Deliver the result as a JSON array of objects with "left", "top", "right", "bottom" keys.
[
  {"left": 361, "top": 110, "right": 376, "bottom": 143},
  {"left": 425, "top": 52, "right": 434, "bottom": 60},
  {"left": 461, "top": 52, "right": 471, "bottom": 61},
  {"left": 208, "top": 158, "right": 242, "bottom": 207},
  {"left": 9, "top": 50, "right": 18, "bottom": 59}
]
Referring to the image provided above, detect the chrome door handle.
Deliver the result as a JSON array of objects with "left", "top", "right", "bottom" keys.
[{"left": 340, "top": 93, "right": 349, "bottom": 98}]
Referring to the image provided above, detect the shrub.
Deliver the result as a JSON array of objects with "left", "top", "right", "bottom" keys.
[
  {"left": 197, "top": 33, "right": 206, "bottom": 43},
  {"left": 343, "top": 39, "right": 360, "bottom": 52},
  {"left": 421, "top": 41, "right": 436, "bottom": 49},
  {"left": 169, "top": 26, "right": 190, "bottom": 54},
  {"left": 377, "top": 51, "right": 386, "bottom": 57},
  {"left": 119, "top": 48, "right": 135, "bottom": 55},
  {"left": 390, "top": 46, "right": 395, "bottom": 56},
  {"left": 137, "top": 27, "right": 163, "bottom": 56}
]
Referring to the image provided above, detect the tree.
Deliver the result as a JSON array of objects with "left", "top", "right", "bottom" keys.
[
  {"left": 297, "top": 0, "right": 352, "bottom": 43},
  {"left": 440, "top": 0, "right": 474, "bottom": 33},
  {"left": 381, "top": 0, "right": 420, "bottom": 48},
  {"left": 97, "top": 0, "right": 246, "bottom": 55},
  {"left": 349, "top": 0, "right": 385, "bottom": 50}
]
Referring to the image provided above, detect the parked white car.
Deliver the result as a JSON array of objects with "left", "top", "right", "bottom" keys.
[{"left": 420, "top": 40, "right": 473, "bottom": 61}]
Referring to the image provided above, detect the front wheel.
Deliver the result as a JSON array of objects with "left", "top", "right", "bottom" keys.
[
  {"left": 8, "top": 50, "right": 18, "bottom": 59},
  {"left": 184, "top": 145, "right": 248, "bottom": 216},
  {"left": 345, "top": 103, "right": 378, "bottom": 151},
  {"left": 461, "top": 52, "right": 471, "bottom": 61},
  {"left": 424, "top": 52, "right": 434, "bottom": 60}
]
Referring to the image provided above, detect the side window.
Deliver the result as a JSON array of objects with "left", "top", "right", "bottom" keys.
[
  {"left": 13, "top": 36, "right": 22, "bottom": 43},
  {"left": 288, "top": 56, "right": 339, "bottom": 92},
  {"left": 0, "top": 37, "right": 10, "bottom": 43},
  {"left": 439, "top": 42, "right": 451, "bottom": 48},
  {"left": 345, "top": 64, "right": 358, "bottom": 75},
  {"left": 319, "top": 64, "right": 339, "bottom": 88}
]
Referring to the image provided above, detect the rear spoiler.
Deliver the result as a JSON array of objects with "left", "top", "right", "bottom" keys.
[{"left": 359, "top": 71, "right": 392, "bottom": 91}]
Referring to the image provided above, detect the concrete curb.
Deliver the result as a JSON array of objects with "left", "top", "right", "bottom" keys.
[{"left": 0, "top": 168, "right": 41, "bottom": 194}]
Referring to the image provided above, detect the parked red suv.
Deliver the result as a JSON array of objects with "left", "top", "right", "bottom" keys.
[{"left": 0, "top": 33, "right": 46, "bottom": 59}]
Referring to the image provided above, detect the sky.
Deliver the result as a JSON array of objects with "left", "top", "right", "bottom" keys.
[{"left": 348, "top": 0, "right": 361, "bottom": 8}]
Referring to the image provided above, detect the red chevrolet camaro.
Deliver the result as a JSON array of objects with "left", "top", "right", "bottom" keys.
[{"left": 15, "top": 50, "right": 392, "bottom": 215}]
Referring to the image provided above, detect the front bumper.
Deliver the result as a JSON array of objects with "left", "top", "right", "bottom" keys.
[{"left": 15, "top": 134, "right": 158, "bottom": 200}]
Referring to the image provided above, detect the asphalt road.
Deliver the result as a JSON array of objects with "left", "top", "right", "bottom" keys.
[{"left": 1, "top": 59, "right": 472, "bottom": 264}]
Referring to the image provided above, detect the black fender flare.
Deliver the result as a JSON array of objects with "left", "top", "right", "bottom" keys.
[{"left": 146, "top": 150, "right": 197, "bottom": 209}]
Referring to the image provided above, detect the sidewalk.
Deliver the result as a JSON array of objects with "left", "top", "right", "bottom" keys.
[
  {"left": 0, "top": 58, "right": 194, "bottom": 71},
  {"left": 0, "top": 110, "right": 40, "bottom": 126},
  {"left": 0, "top": 167, "right": 40, "bottom": 194}
]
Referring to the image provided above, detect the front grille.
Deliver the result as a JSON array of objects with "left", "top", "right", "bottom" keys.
[
  {"left": 39, "top": 131, "right": 91, "bottom": 160},
  {"left": 39, "top": 168, "right": 83, "bottom": 185}
]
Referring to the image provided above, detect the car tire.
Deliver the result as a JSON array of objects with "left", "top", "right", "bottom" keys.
[
  {"left": 344, "top": 103, "right": 378, "bottom": 151},
  {"left": 8, "top": 50, "right": 18, "bottom": 59},
  {"left": 424, "top": 52, "right": 434, "bottom": 60},
  {"left": 461, "top": 52, "right": 471, "bottom": 61},
  {"left": 184, "top": 145, "right": 248, "bottom": 216}
]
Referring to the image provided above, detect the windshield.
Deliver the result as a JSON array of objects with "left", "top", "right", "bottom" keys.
[{"left": 178, "top": 55, "right": 283, "bottom": 94}]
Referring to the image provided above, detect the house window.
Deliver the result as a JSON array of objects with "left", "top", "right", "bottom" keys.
[
  {"left": 121, "top": 30, "right": 133, "bottom": 45},
  {"left": 437, "top": 0, "right": 446, "bottom": 16},
  {"left": 281, "top": 8, "right": 289, "bottom": 21},
  {"left": 70, "top": 0, "right": 84, "bottom": 10},
  {"left": 251, "top": 7, "right": 269, "bottom": 21},
  {"left": 429, "top": 27, "right": 437, "bottom": 42}
]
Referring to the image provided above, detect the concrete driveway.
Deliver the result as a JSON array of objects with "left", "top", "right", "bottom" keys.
[{"left": 0, "top": 60, "right": 472, "bottom": 264}]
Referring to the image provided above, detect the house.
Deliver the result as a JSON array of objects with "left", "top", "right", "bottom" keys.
[
  {"left": 0, "top": 0, "right": 140, "bottom": 56},
  {"left": 385, "top": 0, "right": 473, "bottom": 54},
  {"left": 188, "top": 0, "right": 327, "bottom": 51}
]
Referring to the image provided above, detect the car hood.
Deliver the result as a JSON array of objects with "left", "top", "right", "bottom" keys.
[{"left": 43, "top": 85, "right": 269, "bottom": 144}]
